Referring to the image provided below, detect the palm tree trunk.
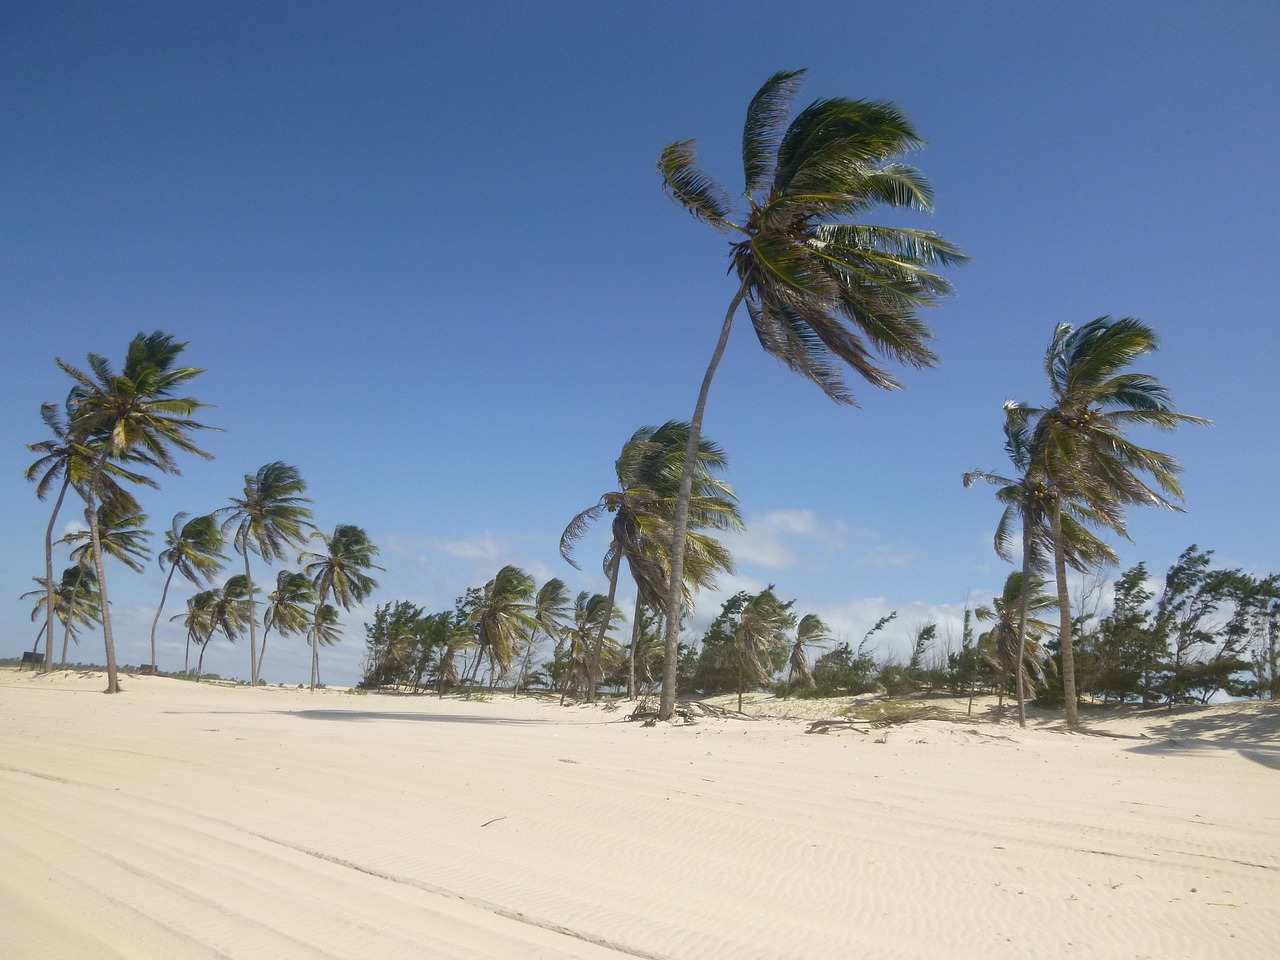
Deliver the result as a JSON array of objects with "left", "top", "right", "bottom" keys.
[
  {"left": 243, "top": 550, "right": 259, "bottom": 685},
  {"left": 659, "top": 280, "right": 748, "bottom": 721},
  {"left": 1052, "top": 499, "right": 1081, "bottom": 730},
  {"left": 149, "top": 565, "right": 178, "bottom": 675},
  {"left": 41, "top": 474, "right": 72, "bottom": 673},
  {"left": 588, "top": 553, "right": 621, "bottom": 703},
  {"left": 1013, "top": 520, "right": 1034, "bottom": 728},
  {"left": 61, "top": 619, "right": 72, "bottom": 667},
  {"left": 84, "top": 481, "right": 120, "bottom": 694},
  {"left": 627, "top": 595, "right": 643, "bottom": 700}
]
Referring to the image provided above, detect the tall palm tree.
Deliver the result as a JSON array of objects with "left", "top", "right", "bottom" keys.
[
  {"left": 55, "top": 331, "right": 214, "bottom": 692},
  {"left": 175, "top": 575, "right": 253, "bottom": 681},
  {"left": 261, "top": 570, "right": 315, "bottom": 678},
  {"left": 22, "top": 565, "right": 100, "bottom": 666},
  {"left": 218, "top": 462, "right": 314, "bottom": 685},
  {"left": 559, "top": 591, "right": 621, "bottom": 702},
  {"left": 149, "top": 513, "right": 225, "bottom": 673},
  {"left": 26, "top": 396, "right": 146, "bottom": 671},
  {"left": 964, "top": 403, "right": 1116, "bottom": 726},
  {"left": 655, "top": 70, "right": 965, "bottom": 719},
  {"left": 561, "top": 421, "right": 742, "bottom": 702},
  {"left": 1026, "top": 317, "right": 1207, "bottom": 728},
  {"left": 300, "top": 524, "right": 381, "bottom": 690},
  {"left": 305, "top": 604, "right": 342, "bottom": 688},
  {"left": 514, "top": 577, "right": 571, "bottom": 694},
  {"left": 466, "top": 565, "right": 538, "bottom": 687},
  {"left": 975, "top": 571, "right": 1058, "bottom": 713},
  {"left": 732, "top": 587, "right": 796, "bottom": 711},
  {"left": 784, "top": 613, "right": 832, "bottom": 697}
]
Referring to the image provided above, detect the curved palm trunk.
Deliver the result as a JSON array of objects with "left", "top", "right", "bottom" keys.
[
  {"left": 84, "top": 479, "right": 120, "bottom": 694},
  {"left": 148, "top": 564, "right": 178, "bottom": 675},
  {"left": 627, "top": 595, "right": 643, "bottom": 700},
  {"left": 1013, "top": 519, "right": 1033, "bottom": 728},
  {"left": 588, "top": 553, "right": 622, "bottom": 703},
  {"left": 41, "top": 474, "right": 73, "bottom": 672},
  {"left": 242, "top": 550, "right": 259, "bottom": 686},
  {"left": 659, "top": 282, "right": 748, "bottom": 721},
  {"left": 1052, "top": 499, "right": 1081, "bottom": 730},
  {"left": 259, "top": 625, "right": 273, "bottom": 679},
  {"left": 61, "top": 619, "right": 73, "bottom": 667}
]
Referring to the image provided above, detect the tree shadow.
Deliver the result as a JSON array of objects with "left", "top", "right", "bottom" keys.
[{"left": 1120, "top": 704, "right": 1280, "bottom": 771}]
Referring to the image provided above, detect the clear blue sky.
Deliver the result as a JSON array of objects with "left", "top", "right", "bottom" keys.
[{"left": 3, "top": 1, "right": 1277, "bottom": 686}]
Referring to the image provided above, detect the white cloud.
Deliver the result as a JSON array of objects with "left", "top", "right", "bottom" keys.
[{"left": 725, "top": 508, "right": 913, "bottom": 573}]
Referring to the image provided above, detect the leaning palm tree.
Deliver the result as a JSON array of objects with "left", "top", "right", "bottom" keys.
[
  {"left": 1027, "top": 317, "right": 1207, "bottom": 728},
  {"left": 176, "top": 575, "right": 253, "bottom": 681},
  {"left": 513, "top": 577, "right": 571, "bottom": 694},
  {"left": 300, "top": 524, "right": 381, "bottom": 690},
  {"left": 975, "top": 571, "right": 1058, "bottom": 714},
  {"left": 218, "top": 462, "right": 314, "bottom": 685},
  {"left": 784, "top": 613, "right": 832, "bottom": 697},
  {"left": 60, "top": 501, "right": 153, "bottom": 572},
  {"left": 467, "top": 565, "right": 538, "bottom": 687},
  {"left": 964, "top": 403, "right": 1117, "bottom": 726},
  {"left": 22, "top": 565, "right": 100, "bottom": 666},
  {"left": 561, "top": 421, "right": 742, "bottom": 702},
  {"left": 305, "top": 603, "right": 342, "bottom": 688},
  {"left": 732, "top": 587, "right": 796, "bottom": 711},
  {"left": 559, "top": 591, "right": 621, "bottom": 703},
  {"left": 149, "top": 513, "right": 225, "bottom": 673},
  {"left": 26, "top": 395, "right": 146, "bottom": 671},
  {"left": 173, "top": 590, "right": 217, "bottom": 680},
  {"left": 54, "top": 332, "right": 213, "bottom": 692},
  {"left": 260, "top": 570, "right": 315, "bottom": 678},
  {"left": 655, "top": 70, "right": 965, "bottom": 719}
]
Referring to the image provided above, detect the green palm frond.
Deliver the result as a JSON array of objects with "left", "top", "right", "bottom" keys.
[
  {"left": 742, "top": 69, "right": 806, "bottom": 196},
  {"left": 659, "top": 140, "right": 735, "bottom": 230}
]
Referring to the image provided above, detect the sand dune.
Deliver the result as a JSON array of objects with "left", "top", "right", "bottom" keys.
[{"left": 2, "top": 670, "right": 1277, "bottom": 959}]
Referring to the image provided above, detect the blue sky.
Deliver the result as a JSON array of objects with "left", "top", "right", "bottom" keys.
[{"left": 3, "top": 1, "right": 1277, "bottom": 686}]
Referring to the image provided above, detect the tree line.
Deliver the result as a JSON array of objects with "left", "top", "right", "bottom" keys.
[
  {"left": 24, "top": 70, "right": 1251, "bottom": 726},
  {"left": 25, "top": 332, "right": 381, "bottom": 690}
]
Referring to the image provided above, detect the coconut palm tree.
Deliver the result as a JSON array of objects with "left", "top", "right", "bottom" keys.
[
  {"left": 732, "top": 587, "right": 796, "bottom": 710},
  {"left": 300, "top": 524, "right": 381, "bottom": 690},
  {"left": 22, "top": 565, "right": 100, "bottom": 666},
  {"left": 306, "top": 604, "right": 342, "bottom": 687},
  {"left": 149, "top": 513, "right": 225, "bottom": 673},
  {"left": 964, "top": 403, "right": 1117, "bottom": 726},
  {"left": 218, "top": 462, "right": 314, "bottom": 685},
  {"left": 561, "top": 421, "right": 742, "bottom": 702},
  {"left": 655, "top": 70, "right": 965, "bottom": 719},
  {"left": 513, "top": 577, "right": 571, "bottom": 694},
  {"left": 60, "top": 501, "right": 153, "bottom": 571},
  {"left": 260, "top": 570, "right": 315, "bottom": 678},
  {"left": 1027, "top": 317, "right": 1207, "bottom": 728},
  {"left": 26, "top": 396, "right": 146, "bottom": 671},
  {"left": 975, "top": 571, "right": 1058, "bottom": 714},
  {"left": 559, "top": 591, "right": 622, "bottom": 702},
  {"left": 465, "top": 565, "right": 538, "bottom": 687},
  {"left": 176, "top": 575, "right": 253, "bottom": 681},
  {"left": 784, "top": 613, "right": 832, "bottom": 697},
  {"left": 52, "top": 332, "right": 213, "bottom": 691}
]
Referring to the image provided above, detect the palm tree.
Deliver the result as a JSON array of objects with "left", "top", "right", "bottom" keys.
[
  {"left": 1028, "top": 317, "right": 1207, "bottom": 728},
  {"left": 974, "top": 571, "right": 1058, "bottom": 714},
  {"left": 218, "top": 462, "right": 314, "bottom": 685},
  {"left": 149, "top": 513, "right": 225, "bottom": 673},
  {"left": 964, "top": 403, "right": 1116, "bottom": 726},
  {"left": 56, "top": 331, "right": 214, "bottom": 692},
  {"left": 732, "top": 587, "right": 796, "bottom": 711},
  {"left": 59, "top": 502, "right": 153, "bottom": 647},
  {"left": 306, "top": 604, "right": 342, "bottom": 687},
  {"left": 514, "top": 577, "right": 571, "bottom": 694},
  {"left": 260, "top": 570, "right": 315, "bottom": 678},
  {"left": 175, "top": 575, "right": 253, "bottom": 681},
  {"left": 26, "top": 396, "right": 146, "bottom": 672},
  {"left": 784, "top": 613, "right": 832, "bottom": 697},
  {"left": 300, "top": 524, "right": 381, "bottom": 690},
  {"left": 466, "top": 565, "right": 538, "bottom": 687},
  {"left": 559, "top": 591, "right": 621, "bottom": 702},
  {"left": 22, "top": 566, "right": 100, "bottom": 666},
  {"left": 655, "top": 70, "right": 965, "bottom": 719},
  {"left": 561, "top": 421, "right": 742, "bottom": 702}
]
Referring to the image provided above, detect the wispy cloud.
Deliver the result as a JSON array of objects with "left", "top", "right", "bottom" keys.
[{"left": 726, "top": 508, "right": 913, "bottom": 572}]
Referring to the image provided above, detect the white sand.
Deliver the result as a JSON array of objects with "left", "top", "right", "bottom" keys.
[{"left": 1, "top": 670, "right": 1277, "bottom": 959}]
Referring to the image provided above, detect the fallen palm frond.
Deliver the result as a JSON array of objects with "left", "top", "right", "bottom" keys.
[
  {"left": 629, "top": 698, "right": 758, "bottom": 725},
  {"left": 807, "top": 703, "right": 960, "bottom": 733}
]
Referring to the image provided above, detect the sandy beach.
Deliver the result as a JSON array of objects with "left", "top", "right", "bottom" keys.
[{"left": 1, "top": 669, "right": 1276, "bottom": 959}]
